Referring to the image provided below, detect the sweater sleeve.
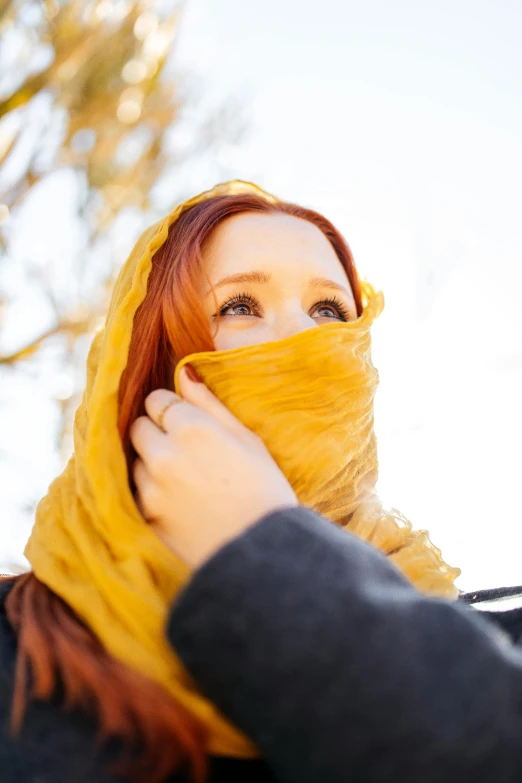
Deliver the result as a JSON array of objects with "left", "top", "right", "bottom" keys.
[{"left": 167, "top": 506, "right": 522, "bottom": 783}]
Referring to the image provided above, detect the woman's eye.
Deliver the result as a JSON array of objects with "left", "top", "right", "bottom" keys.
[
  {"left": 215, "top": 293, "right": 350, "bottom": 320},
  {"left": 218, "top": 294, "right": 260, "bottom": 317},
  {"left": 223, "top": 303, "right": 253, "bottom": 316},
  {"left": 312, "top": 298, "right": 350, "bottom": 321},
  {"left": 315, "top": 305, "right": 339, "bottom": 319}
]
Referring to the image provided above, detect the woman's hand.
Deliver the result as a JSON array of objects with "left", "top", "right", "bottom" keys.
[{"left": 129, "top": 366, "right": 298, "bottom": 568}]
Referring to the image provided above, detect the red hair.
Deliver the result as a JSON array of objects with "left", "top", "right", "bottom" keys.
[{"left": 3, "top": 192, "right": 362, "bottom": 782}]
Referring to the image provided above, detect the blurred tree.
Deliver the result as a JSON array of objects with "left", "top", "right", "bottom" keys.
[{"left": 0, "top": 0, "right": 244, "bottom": 558}]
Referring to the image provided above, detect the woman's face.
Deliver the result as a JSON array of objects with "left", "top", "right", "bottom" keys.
[{"left": 202, "top": 212, "right": 358, "bottom": 350}]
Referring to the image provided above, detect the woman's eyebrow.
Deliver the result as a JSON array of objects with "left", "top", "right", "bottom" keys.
[
  {"left": 211, "top": 271, "right": 271, "bottom": 291},
  {"left": 309, "top": 276, "right": 352, "bottom": 296},
  {"left": 208, "top": 272, "right": 351, "bottom": 296}
]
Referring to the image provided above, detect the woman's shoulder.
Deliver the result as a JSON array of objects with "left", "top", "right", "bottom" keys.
[
  {"left": 0, "top": 579, "right": 276, "bottom": 782},
  {"left": 0, "top": 578, "right": 127, "bottom": 781}
]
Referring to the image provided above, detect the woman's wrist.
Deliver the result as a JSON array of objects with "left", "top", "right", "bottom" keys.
[{"left": 158, "top": 500, "right": 299, "bottom": 569}]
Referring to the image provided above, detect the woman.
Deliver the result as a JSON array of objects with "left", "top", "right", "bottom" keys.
[{"left": 1, "top": 180, "right": 513, "bottom": 783}]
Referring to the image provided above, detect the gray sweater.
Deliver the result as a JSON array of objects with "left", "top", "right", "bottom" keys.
[{"left": 170, "top": 506, "right": 522, "bottom": 783}]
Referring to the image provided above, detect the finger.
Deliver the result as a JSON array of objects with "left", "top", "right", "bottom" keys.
[
  {"left": 132, "top": 458, "right": 156, "bottom": 519},
  {"left": 144, "top": 389, "right": 190, "bottom": 433},
  {"left": 130, "top": 415, "right": 168, "bottom": 458},
  {"left": 177, "top": 365, "right": 249, "bottom": 438},
  {"left": 132, "top": 455, "right": 149, "bottom": 490}
]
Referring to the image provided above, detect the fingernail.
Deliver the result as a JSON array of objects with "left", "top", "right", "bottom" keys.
[{"left": 184, "top": 364, "right": 202, "bottom": 383}]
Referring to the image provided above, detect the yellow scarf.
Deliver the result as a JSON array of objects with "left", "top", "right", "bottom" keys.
[{"left": 25, "top": 180, "right": 460, "bottom": 758}]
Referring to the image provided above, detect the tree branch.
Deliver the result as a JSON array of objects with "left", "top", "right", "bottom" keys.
[{"left": 0, "top": 319, "right": 93, "bottom": 365}]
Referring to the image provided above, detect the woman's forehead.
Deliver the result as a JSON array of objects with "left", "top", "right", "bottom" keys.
[{"left": 203, "top": 211, "right": 348, "bottom": 282}]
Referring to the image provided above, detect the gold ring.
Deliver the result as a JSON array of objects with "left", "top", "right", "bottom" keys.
[{"left": 157, "top": 394, "right": 183, "bottom": 432}]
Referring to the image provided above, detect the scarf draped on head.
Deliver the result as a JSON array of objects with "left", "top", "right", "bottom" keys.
[{"left": 25, "top": 180, "right": 461, "bottom": 758}]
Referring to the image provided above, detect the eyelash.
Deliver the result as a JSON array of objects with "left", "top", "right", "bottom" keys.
[
  {"left": 315, "top": 296, "right": 351, "bottom": 321},
  {"left": 216, "top": 292, "right": 261, "bottom": 317},
  {"left": 215, "top": 292, "right": 351, "bottom": 321}
]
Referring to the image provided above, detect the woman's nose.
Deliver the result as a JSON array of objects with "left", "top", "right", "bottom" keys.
[{"left": 273, "top": 312, "right": 316, "bottom": 341}]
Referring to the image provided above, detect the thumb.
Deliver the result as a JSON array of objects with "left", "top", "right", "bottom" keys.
[{"left": 177, "top": 364, "right": 248, "bottom": 437}]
